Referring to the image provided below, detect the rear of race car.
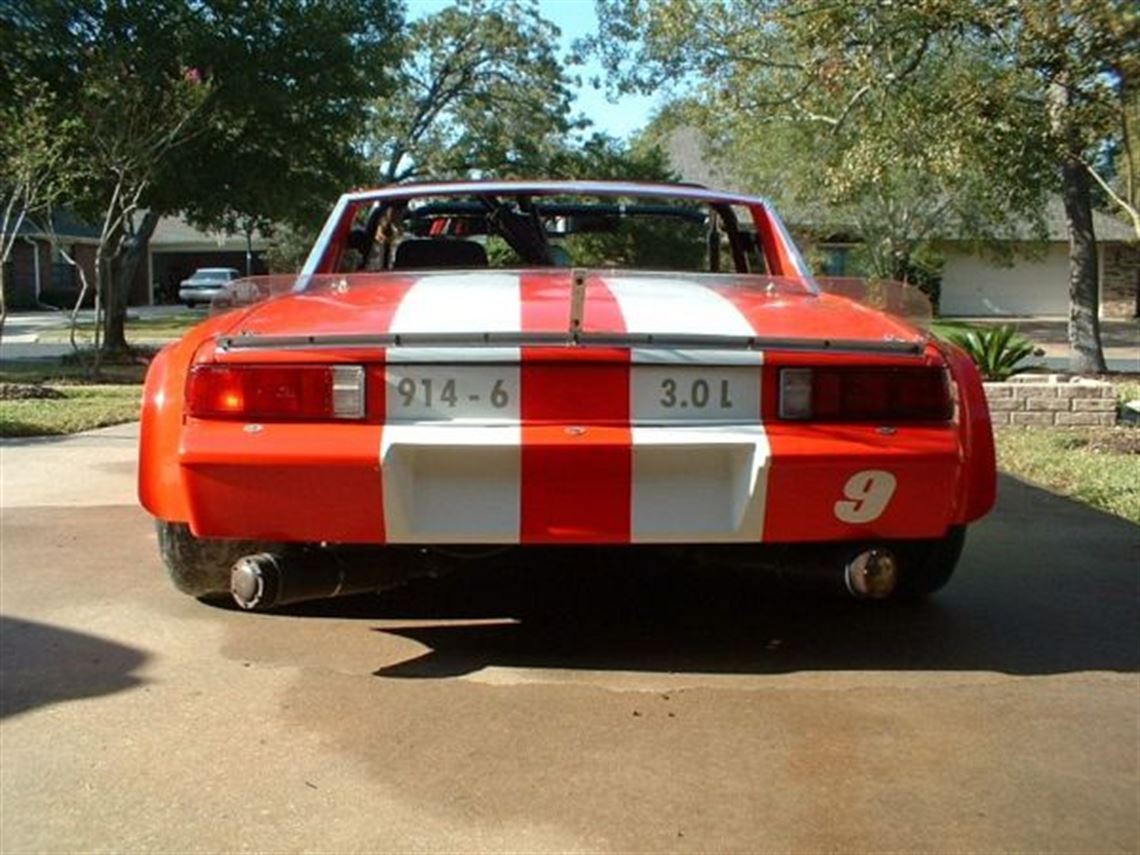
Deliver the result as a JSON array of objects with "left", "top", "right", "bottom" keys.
[{"left": 139, "top": 269, "right": 995, "bottom": 608}]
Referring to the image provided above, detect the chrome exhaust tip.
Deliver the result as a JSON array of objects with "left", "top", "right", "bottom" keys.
[
  {"left": 231, "top": 553, "right": 281, "bottom": 611},
  {"left": 844, "top": 548, "right": 899, "bottom": 600}
]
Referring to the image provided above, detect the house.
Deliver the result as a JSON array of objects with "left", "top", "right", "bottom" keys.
[
  {"left": 2, "top": 210, "right": 102, "bottom": 309},
  {"left": 666, "top": 127, "right": 1139, "bottom": 318},
  {"left": 147, "top": 215, "right": 271, "bottom": 305},
  {"left": 2, "top": 213, "right": 271, "bottom": 309}
]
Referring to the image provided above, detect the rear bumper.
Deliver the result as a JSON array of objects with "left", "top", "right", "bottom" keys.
[{"left": 179, "top": 420, "right": 965, "bottom": 544}]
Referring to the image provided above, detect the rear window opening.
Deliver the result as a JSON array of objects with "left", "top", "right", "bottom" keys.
[{"left": 338, "top": 192, "right": 768, "bottom": 276}]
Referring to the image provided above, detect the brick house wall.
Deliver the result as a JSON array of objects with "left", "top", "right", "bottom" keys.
[
  {"left": 3, "top": 241, "right": 52, "bottom": 308},
  {"left": 1102, "top": 243, "right": 1139, "bottom": 318}
]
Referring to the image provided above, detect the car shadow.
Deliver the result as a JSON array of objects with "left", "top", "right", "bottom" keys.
[
  {"left": 0, "top": 615, "right": 148, "bottom": 719},
  {"left": 281, "top": 475, "right": 1140, "bottom": 678}
]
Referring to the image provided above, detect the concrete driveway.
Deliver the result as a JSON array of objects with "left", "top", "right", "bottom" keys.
[{"left": 1, "top": 425, "right": 1137, "bottom": 852}]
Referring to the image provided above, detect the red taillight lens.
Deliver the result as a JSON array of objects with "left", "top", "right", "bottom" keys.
[
  {"left": 186, "top": 365, "right": 364, "bottom": 421},
  {"left": 779, "top": 367, "right": 952, "bottom": 422}
]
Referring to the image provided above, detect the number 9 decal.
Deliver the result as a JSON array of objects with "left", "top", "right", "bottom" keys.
[{"left": 834, "top": 470, "right": 897, "bottom": 524}]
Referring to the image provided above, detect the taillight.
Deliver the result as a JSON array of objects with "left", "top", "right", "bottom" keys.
[
  {"left": 186, "top": 365, "right": 365, "bottom": 420},
  {"left": 779, "top": 367, "right": 951, "bottom": 422}
]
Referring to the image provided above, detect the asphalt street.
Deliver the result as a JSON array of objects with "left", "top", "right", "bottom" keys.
[{"left": 0, "top": 424, "right": 1137, "bottom": 852}]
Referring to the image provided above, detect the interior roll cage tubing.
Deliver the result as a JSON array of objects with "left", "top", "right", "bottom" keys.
[
  {"left": 355, "top": 199, "right": 755, "bottom": 273},
  {"left": 300, "top": 181, "right": 817, "bottom": 287}
]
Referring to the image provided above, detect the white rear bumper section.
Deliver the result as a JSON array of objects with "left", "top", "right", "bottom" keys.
[{"left": 380, "top": 425, "right": 771, "bottom": 544}]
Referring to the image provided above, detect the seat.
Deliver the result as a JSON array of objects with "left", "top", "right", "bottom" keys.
[{"left": 392, "top": 239, "right": 488, "bottom": 270}]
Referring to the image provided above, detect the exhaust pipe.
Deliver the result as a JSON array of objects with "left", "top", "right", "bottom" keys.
[
  {"left": 230, "top": 546, "right": 438, "bottom": 611},
  {"left": 844, "top": 547, "right": 899, "bottom": 600}
]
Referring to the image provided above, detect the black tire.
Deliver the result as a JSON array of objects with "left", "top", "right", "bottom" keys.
[
  {"left": 156, "top": 521, "right": 269, "bottom": 600},
  {"left": 895, "top": 525, "right": 967, "bottom": 599}
]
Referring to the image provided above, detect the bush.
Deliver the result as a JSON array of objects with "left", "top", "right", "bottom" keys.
[{"left": 944, "top": 324, "right": 1037, "bottom": 381}]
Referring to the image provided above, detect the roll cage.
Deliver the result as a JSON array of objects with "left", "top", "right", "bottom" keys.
[{"left": 300, "top": 180, "right": 817, "bottom": 288}]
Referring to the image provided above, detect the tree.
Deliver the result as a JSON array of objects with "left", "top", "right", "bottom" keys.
[
  {"left": 2, "top": 0, "right": 403, "bottom": 352},
  {"left": 584, "top": 0, "right": 1139, "bottom": 372},
  {"left": 0, "top": 79, "right": 78, "bottom": 341},
  {"left": 369, "top": 0, "right": 583, "bottom": 183},
  {"left": 168, "top": 0, "right": 403, "bottom": 248}
]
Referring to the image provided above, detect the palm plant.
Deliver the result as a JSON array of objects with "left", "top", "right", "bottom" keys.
[{"left": 943, "top": 325, "right": 1038, "bottom": 381}]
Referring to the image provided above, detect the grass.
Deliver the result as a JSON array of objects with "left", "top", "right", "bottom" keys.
[
  {"left": 0, "top": 385, "right": 142, "bottom": 437},
  {"left": 0, "top": 358, "right": 148, "bottom": 385},
  {"left": 995, "top": 426, "right": 1140, "bottom": 524},
  {"left": 37, "top": 314, "right": 206, "bottom": 343},
  {"left": 1111, "top": 380, "right": 1140, "bottom": 406}
]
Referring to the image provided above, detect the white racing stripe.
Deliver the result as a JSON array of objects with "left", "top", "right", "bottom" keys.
[
  {"left": 631, "top": 348, "right": 764, "bottom": 365},
  {"left": 603, "top": 276, "right": 756, "bottom": 337},
  {"left": 382, "top": 273, "right": 523, "bottom": 542},
  {"left": 386, "top": 347, "right": 522, "bottom": 364},
  {"left": 377, "top": 271, "right": 772, "bottom": 545},
  {"left": 390, "top": 272, "right": 522, "bottom": 334},
  {"left": 630, "top": 426, "right": 770, "bottom": 543},
  {"left": 381, "top": 424, "right": 521, "bottom": 543},
  {"left": 609, "top": 280, "right": 770, "bottom": 542}
]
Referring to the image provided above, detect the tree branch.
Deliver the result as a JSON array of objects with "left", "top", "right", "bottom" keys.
[{"left": 1080, "top": 155, "right": 1140, "bottom": 240}]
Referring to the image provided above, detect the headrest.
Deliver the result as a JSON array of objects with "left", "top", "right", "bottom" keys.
[{"left": 392, "top": 239, "right": 489, "bottom": 269}]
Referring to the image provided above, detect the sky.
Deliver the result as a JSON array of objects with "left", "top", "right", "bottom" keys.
[{"left": 404, "top": 0, "right": 660, "bottom": 140}]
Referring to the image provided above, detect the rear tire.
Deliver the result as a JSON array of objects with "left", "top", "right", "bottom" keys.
[
  {"left": 895, "top": 525, "right": 967, "bottom": 598},
  {"left": 156, "top": 521, "right": 269, "bottom": 600}
]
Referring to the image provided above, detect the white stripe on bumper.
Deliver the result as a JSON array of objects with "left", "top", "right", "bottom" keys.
[
  {"left": 380, "top": 424, "right": 521, "bottom": 543},
  {"left": 630, "top": 426, "right": 770, "bottom": 543}
]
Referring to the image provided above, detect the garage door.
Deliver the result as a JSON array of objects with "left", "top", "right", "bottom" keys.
[{"left": 940, "top": 246, "right": 1071, "bottom": 316}]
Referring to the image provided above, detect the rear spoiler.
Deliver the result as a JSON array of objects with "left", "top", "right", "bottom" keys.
[{"left": 216, "top": 330, "right": 925, "bottom": 357}]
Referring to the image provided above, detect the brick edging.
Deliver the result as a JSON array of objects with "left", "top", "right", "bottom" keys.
[{"left": 984, "top": 375, "right": 1117, "bottom": 426}]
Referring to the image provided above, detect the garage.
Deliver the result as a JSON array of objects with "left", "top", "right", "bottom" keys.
[{"left": 940, "top": 244, "right": 1073, "bottom": 317}]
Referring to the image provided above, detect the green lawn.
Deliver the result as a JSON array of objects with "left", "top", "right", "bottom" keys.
[
  {"left": 37, "top": 313, "right": 206, "bottom": 343},
  {"left": 0, "top": 384, "right": 142, "bottom": 437},
  {"left": 0, "top": 358, "right": 148, "bottom": 385},
  {"left": 995, "top": 426, "right": 1140, "bottom": 524}
]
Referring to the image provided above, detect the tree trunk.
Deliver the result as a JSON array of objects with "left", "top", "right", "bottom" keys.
[
  {"left": 1060, "top": 153, "right": 1107, "bottom": 374},
  {"left": 102, "top": 210, "right": 159, "bottom": 353}
]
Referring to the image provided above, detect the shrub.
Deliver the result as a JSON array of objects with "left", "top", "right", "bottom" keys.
[{"left": 944, "top": 324, "right": 1037, "bottom": 381}]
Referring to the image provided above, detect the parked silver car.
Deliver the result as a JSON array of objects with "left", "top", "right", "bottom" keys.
[{"left": 178, "top": 267, "right": 240, "bottom": 307}]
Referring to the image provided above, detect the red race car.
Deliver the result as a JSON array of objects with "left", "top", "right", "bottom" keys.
[{"left": 138, "top": 181, "right": 995, "bottom": 609}]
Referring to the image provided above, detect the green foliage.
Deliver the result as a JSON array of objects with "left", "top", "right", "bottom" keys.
[
  {"left": 2, "top": 0, "right": 403, "bottom": 349},
  {"left": 585, "top": 0, "right": 1138, "bottom": 371},
  {"left": 166, "top": 0, "right": 403, "bottom": 232},
  {"left": 264, "top": 225, "right": 321, "bottom": 274},
  {"left": 543, "top": 132, "right": 677, "bottom": 182},
  {"left": 601, "top": 2, "right": 1054, "bottom": 280},
  {"left": 369, "top": 0, "right": 582, "bottom": 183},
  {"left": 943, "top": 325, "right": 1038, "bottom": 381},
  {"left": 0, "top": 77, "right": 81, "bottom": 331},
  {"left": 559, "top": 216, "right": 706, "bottom": 271}
]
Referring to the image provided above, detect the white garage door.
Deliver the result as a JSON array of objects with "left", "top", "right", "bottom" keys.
[{"left": 940, "top": 245, "right": 1072, "bottom": 316}]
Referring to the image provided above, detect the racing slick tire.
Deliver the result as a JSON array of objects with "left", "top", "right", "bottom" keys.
[
  {"left": 895, "top": 525, "right": 967, "bottom": 599},
  {"left": 156, "top": 521, "right": 269, "bottom": 600}
]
